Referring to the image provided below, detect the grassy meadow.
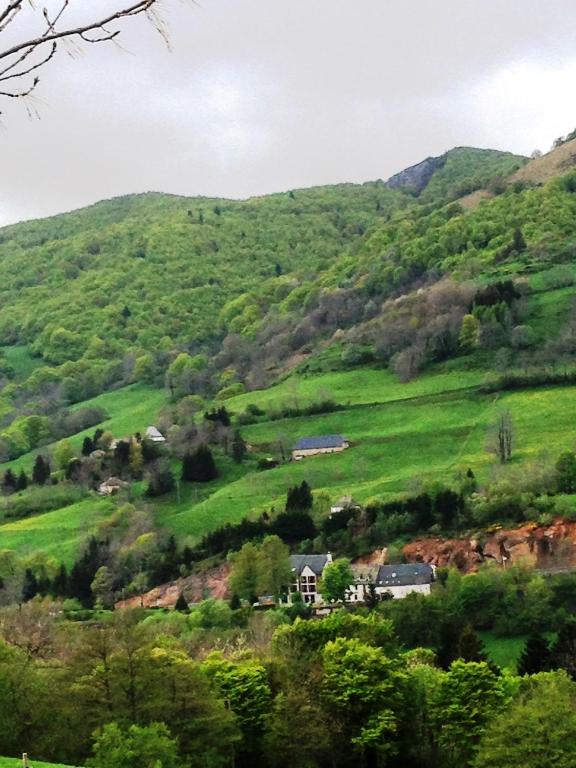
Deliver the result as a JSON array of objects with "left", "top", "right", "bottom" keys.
[
  {"left": 156, "top": 374, "right": 576, "bottom": 543},
  {"left": 1, "top": 359, "right": 576, "bottom": 554},
  {"left": 0, "top": 759, "right": 76, "bottom": 768},
  {"left": 0, "top": 497, "right": 115, "bottom": 565}
]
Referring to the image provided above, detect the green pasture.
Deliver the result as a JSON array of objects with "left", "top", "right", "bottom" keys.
[
  {"left": 224, "top": 367, "right": 485, "bottom": 413},
  {"left": 1, "top": 362, "right": 576, "bottom": 557},
  {"left": 154, "top": 382, "right": 576, "bottom": 544},
  {"left": 0, "top": 496, "right": 114, "bottom": 565}
]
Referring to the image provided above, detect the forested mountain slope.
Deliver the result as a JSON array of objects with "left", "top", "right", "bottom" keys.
[{"left": 3, "top": 139, "right": 576, "bottom": 596}]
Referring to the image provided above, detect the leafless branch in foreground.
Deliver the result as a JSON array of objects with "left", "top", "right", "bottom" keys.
[{"left": 0, "top": 0, "right": 169, "bottom": 110}]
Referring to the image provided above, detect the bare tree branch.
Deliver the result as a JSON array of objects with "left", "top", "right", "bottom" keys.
[{"left": 0, "top": 0, "right": 168, "bottom": 107}]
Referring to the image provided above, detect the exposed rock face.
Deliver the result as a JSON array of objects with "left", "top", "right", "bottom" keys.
[
  {"left": 115, "top": 562, "right": 230, "bottom": 610},
  {"left": 403, "top": 518, "right": 576, "bottom": 573},
  {"left": 386, "top": 154, "right": 446, "bottom": 195}
]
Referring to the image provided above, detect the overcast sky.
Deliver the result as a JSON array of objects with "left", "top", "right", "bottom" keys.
[{"left": 1, "top": 0, "right": 575, "bottom": 226}]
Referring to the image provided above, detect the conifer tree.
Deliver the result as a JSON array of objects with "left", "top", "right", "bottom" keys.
[
  {"left": 129, "top": 439, "right": 144, "bottom": 478},
  {"left": 517, "top": 632, "right": 551, "bottom": 676},
  {"left": 174, "top": 593, "right": 189, "bottom": 613},
  {"left": 51, "top": 563, "right": 68, "bottom": 597},
  {"left": 32, "top": 455, "right": 50, "bottom": 486},
  {"left": 458, "top": 624, "right": 488, "bottom": 663},
  {"left": 82, "top": 436, "right": 94, "bottom": 456},
  {"left": 2, "top": 469, "right": 16, "bottom": 495},
  {"left": 22, "top": 569, "right": 39, "bottom": 602},
  {"left": 16, "top": 469, "right": 28, "bottom": 492},
  {"left": 181, "top": 445, "right": 218, "bottom": 482},
  {"left": 232, "top": 430, "right": 247, "bottom": 464},
  {"left": 550, "top": 619, "right": 576, "bottom": 679}
]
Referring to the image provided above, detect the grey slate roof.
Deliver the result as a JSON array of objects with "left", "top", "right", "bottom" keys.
[
  {"left": 376, "top": 563, "right": 434, "bottom": 587},
  {"left": 293, "top": 434, "right": 347, "bottom": 451},
  {"left": 290, "top": 554, "right": 331, "bottom": 576}
]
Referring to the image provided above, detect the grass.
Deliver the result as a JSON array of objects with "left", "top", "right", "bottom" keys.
[
  {"left": 0, "top": 759, "right": 76, "bottom": 768},
  {"left": 1, "top": 345, "right": 45, "bottom": 380},
  {"left": 2, "top": 358, "right": 576, "bottom": 557},
  {"left": 153, "top": 380, "right": 576, "bottom": 544},
  {"left": 527, "top": 286, "right": 574, "bottom": 341},
  {"left": 0, "top": 496, "right": 115, "bottom": 565},
  {"left": 225, "top": 366, "right": 485, "bottom": 413}
]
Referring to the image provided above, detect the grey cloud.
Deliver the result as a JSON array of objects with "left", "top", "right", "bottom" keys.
[{"left": 1, "top": 0, "right": 575, "bottom": 225}]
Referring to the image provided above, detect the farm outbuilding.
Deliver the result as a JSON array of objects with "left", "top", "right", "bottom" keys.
[{"left": 292, "top": 434, "right": 349, "bottom": 460}]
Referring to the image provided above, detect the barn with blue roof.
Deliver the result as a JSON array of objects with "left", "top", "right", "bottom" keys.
[{"left": 292, "top": 434, "right": 349, "bottom": 460}]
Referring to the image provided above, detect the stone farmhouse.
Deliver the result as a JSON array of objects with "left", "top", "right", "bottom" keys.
[
  {"left": 290, "top": 553, "right": 333, "bottom": 603},
  {"left": 289, "top": 554, "right": 434, "bottom": 604},
  {"left": 145, "top": 426, "right": 166, "bottom": 443},
  {"left": 292, "top": 434, "right": 349, "bottom": 461}
]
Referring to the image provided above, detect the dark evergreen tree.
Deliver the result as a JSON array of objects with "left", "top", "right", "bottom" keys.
[
  {"left": 82, "top": 436, "right": 94, "bottom": 456},
  {"left": 550, "top": 619, "right": 576, "bottom": 679},
  {"left": 182, "top": 545, "right": 194, "bottom": 570},
  {"left": 149, "top": 535, "right": 180, "bottom": 584},
  {"left": 436, "top": 619, "right": 463, "bottom": 670},
  {"left": 181, "top": 445, "right": 218, "bottom": 482},
  {"left": 435, "top": 489, "right": 463, "bottom": 530},
  {"left": 270, "top": 510, "right": 317, "bottom": 544},
  {"left": 22, "top": 569, "right": 39, "bottom": 602},
  {"left": 364, "top": 582, "right": 379, "bottom": 610},
  {"left": 285, "top": 481, "right": 313, "bottom": 512},
  {"left": 93, "top": 428, "right": 104, "bottom": 447},
  {"left": 114, "top": 440, "right": 131, "bottom": 471},
  {"left": 518, "top": 632, "right": 551, "bottom": 676},
  {"left": 407, "top": 493, "right": 434, "bottom": 529},
  {"left": 2, "top": 469, "right": 16, "bottom": 495},
  {"left": 141, "top": 439, "right": 162, "bottom": 464},
  {"left": 458, "top": 624, "right": 488, "bottom": 663},
  {"left": 203, "top": 407, "right": 231, "bottom": 427},
  {"left": 229, "top": 593, "right": 241, "bottom": 610},
  {"left": 32, "top": 455, "right": 50, "bottom": 486},
  {"left": 51, "top": 563, "right": 68, "bottom": 597},
  {"left": 174, "top": 593, "right": 189, "bottom": 613},
  {"left": 232, "top": 430, "right": 247, "bottom": 464},
  {"left": 145, "top": 465, "right": 176, "bottom": 498},
  {"left": 68, "top": 537, "right": 103, "bottom": 608},
  {"left": 512, "top": 226, "right": 527, "bottom": 252},
  {"left": 16, "top": 469, "right": 28, "bottom": 492}
]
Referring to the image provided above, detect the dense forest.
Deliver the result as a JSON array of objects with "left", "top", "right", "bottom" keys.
[{"left": 3, "top": 588, "right": 576, "bottom": 768}]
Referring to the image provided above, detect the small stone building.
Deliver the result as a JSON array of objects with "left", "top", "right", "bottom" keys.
[{"left": 292, "top": 434, "right": 349, "bottom": 461}]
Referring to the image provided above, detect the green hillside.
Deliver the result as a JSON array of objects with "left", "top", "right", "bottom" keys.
[{"left": 0, "top": 141, "right": 576, "bottom": 592}]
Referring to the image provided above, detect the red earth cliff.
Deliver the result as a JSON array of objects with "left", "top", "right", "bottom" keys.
[
  {"left": 115, "top": 562, "right": 231, "bottom": 610},
  {"left": 403, "top": 517, "right": 576, "bottom": 573}
]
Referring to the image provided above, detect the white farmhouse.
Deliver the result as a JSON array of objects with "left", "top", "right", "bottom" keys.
[
  {"left": 374, "top": 563, "right": 435, "bottom": 599},
  {"left": 289, "top": 555, "right": 434, "bottom": 605}
]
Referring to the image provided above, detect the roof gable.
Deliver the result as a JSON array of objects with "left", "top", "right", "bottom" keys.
[{"left": 290, "top": 554, "right": 330, "bottom": 576}]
